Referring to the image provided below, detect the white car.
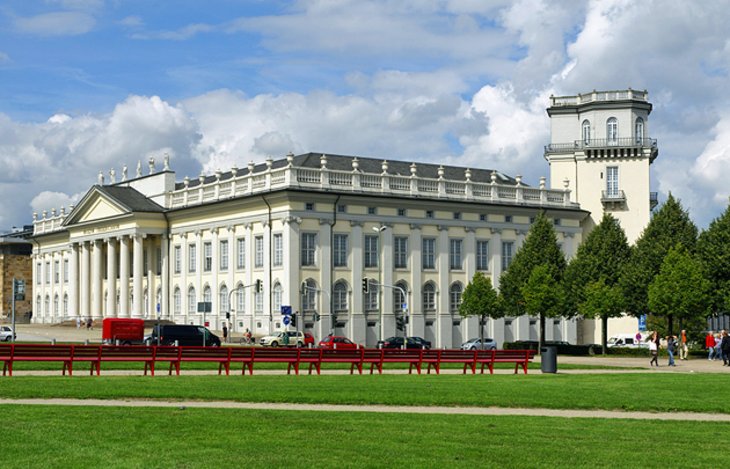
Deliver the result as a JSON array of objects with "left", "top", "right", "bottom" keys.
[
  {"left": 259, "top": 331, "right": 305, "bottom": 347},
  {"left": 1, "top": 326, "right": 16, "bottom": 342}
]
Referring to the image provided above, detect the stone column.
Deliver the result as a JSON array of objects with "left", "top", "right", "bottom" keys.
[
  {"left": 80, "top": 241, "right": 90, "bottom": 319},
  {"left": 437, "top": 225, "right": 450, "bottom": 348},
  {"left": 106, "top": 238, "right": 117, "bottom": 317},
  {"left": 381, "top": 225, "right": 394, "bottom": 343},
  {"left": 161, "top": 234, "right": 169, "bottom": 319},
  {"left": 318, "top": 218, "right": 332, "bottom": 340},
  {"left": 132, "top": 234, "right": 144, "bottom": 318},
  {"left": 119, "top": 236, "right": 130, "bottom": 318},
  {"left": 146, "top": 236, "right": 155, "bottom": 318},
  {"left": 349, "top": 221, "right": 364, "bottom": 343},
  {"left": 69, "top": 243, "right": 79, "bottom": 319},
  {"left": 408, "top": 224, "right": 422, "bottom": 338},
  {"left": 463, "top": 227, "right": 477, "bottom": 341},
  {"left": 91, "top": 239, "right": 103, "bottom": 319}
]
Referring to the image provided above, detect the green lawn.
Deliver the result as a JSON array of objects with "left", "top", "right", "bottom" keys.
[
  {"left": 0, "top": 405, "right": 726, "bottom": 468},
  {"left": 1, "top": 373, "right": 729, "bottom": 413}
]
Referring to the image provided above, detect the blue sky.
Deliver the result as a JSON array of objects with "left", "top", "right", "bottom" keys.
[{"left": 2, "top": 0, "right": 730, "bottom": 231}]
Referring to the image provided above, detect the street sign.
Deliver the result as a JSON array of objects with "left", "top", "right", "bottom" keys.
[
  {"left": 283, "top": 316, "right": 291, "bottom": 326},
  {"left": 14, "top": 279, "right": 25, "bottom": 301},
  {"left": 197, "top": 302, "right": 212, "bottom": 313},
  {"left": 638, "top": 314, "right": 647, "bottom": 331},
  {"left": 281, "top": 305, "right": 292, "bottom": 316}
]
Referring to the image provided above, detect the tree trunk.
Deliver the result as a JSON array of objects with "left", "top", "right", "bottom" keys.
[
  {"left": 479, "top": 314, "right": 485, "bottom": 346},
  {"left": 601, "top": 315, "right": 608, "bottom": 355},
  {"left": 667, "top": 314, "right": 674, "bottom": 336},
  {"left": 539, "top": 313, "right": 546, "bottom": 352}
]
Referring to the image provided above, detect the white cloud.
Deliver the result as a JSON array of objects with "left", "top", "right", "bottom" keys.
[
  {"left": 15, "top": 11, "right": 96, "bottom": 36},
  {"left": 0, "top": 51, "right": 9, "bottom": 63},
  {"left": 118, "top": 16, "right": 143, "bottom": 28}
]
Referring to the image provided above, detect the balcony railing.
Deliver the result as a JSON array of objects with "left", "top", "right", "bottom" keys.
[
  {"left": 601, "top": 190, "right": 626, "bottom": 204},
  {"left": 545, "top": 137, "right": 657, "bottom": 153},
  {"left": 550, "top": 89, "right": 648, "bottom": 107}
]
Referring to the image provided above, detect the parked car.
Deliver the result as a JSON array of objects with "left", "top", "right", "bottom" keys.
[
  {"left": 260, "top": 331, "right": 306, "bottom": 347},
  {"left": 607, "top": 334, "right": 648, "bottom": 348},
  {"left": 148, "top": 324, "right": 221, "bottom": 347},
  {"left": 318, "top": 335, "right": 360, "bottom": 350},
  {"left": 507, "top": 340, "right": 597, "bottom": 356},
  {"left": 303, "top": 332, "right": 315, "bottom": 347},
  {"left": 1, "top": 326, "right": 15, "bottom": 342},
  {"left": 377, "top": 336, "right": 431, "bottom": 349},
  {"left": 461, "top": 337, "right": 498, "bottom": 350}
]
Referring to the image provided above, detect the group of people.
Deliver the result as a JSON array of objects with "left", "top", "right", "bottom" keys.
[
  {"left": 705, "top": 330, "right": 730, "bottom": 365},
  {"left": 648, "top": 330, "right": 688, "bottom": 367},
  {"left": 75, "top": 317, "right": 94, "bottom": 330}
]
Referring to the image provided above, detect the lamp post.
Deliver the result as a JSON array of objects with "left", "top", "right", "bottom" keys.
[{"left": 372, "top": 225, "right": 387, "bottom": 344}]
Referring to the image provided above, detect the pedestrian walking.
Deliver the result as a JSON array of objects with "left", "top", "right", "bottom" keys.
[
  {"left": 666, "top": 335, "right": 676, "bottom": 366},
  {"left": 706, "top": 331, "right": 717, "bottom": 360},
  {"left": 86, "top": 318, "right": 93, "bottom": 330},
  {"left": 721, "top": 330, "right": 730, "bottom": 366},
  {"left": 679, "top": 330, "right": 688, "bottom": 360},
  {"left": 76, "top": 317, "right": 81, "bottom": 329},
  {"left": 222, "top": 323, "right": 228, "bottom": 343},
  {"left": 649, "top": 331, "right": 659, "bottom": 367}
]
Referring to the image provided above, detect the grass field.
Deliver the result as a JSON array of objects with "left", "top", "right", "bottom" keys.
[
  {"left": 1, "top": 373, "right": 729, "bottom": 413},
  {"left": 1, "top": 405, "right": 727, "bottom": 468}
]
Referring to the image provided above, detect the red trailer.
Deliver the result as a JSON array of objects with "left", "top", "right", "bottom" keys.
[{"left": 102, "top": 318, "right": 145, "bottom": 345}]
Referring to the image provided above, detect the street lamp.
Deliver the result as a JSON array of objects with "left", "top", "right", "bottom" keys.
[{"left": 372, "top": 225, "right": 387, "bottom": 344}]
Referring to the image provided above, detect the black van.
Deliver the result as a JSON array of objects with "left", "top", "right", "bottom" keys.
[{"left": 148, "top": 325, "right": 221, "bottom": 347}]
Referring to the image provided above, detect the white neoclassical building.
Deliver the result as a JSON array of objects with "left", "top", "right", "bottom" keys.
[{"left": 30, "top": 89, "right": 657, "bottom": 347}]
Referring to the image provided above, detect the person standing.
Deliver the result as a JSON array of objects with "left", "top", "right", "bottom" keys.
[
  {"left": 76, "top": 317, "right": 81, "bottom": 329},
  {"left": 666, "top": 334, "right": 676, "bottom": 366},
  {"left": 721, "top": 331, "right": 730, "bottom": 366},
  {"left": 222, "top": 323, "right": 228, "bottom": 344},
  {"left": 649, "top": 331, "right": 659, "bottom": 367},
  {"left": 706, "top": 331, "right": 716, "bottom": 360},
  {"left": 679, "top": 330, "right": 688, "bottom": 360}
]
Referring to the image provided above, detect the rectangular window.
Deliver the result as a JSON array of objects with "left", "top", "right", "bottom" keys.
[
  {"left": 449, "top": 239, "right": 463, "bottom": 270},
  {"left": 37, "top": 263, "right": 41, "bottom": 284},
  {"left": 606, "top": 166, "right": 619, "bottom": 197},
  {"left": 54, "top": 261, "right": 60, "bottom": 284},
  {"left": 479, "top": 214, "right": 486, "bottom": 222},
  {"left": 188, "top": 244, "right": 197, "bottom": 273},
  {"left": 203, "top": 242, "right": 212, "bottom": 272},
  {"left": 394, "top": 236, "right": 408, "bottom": 269},
  {"left": 45, "top": 262, "right": 51, "bottom": 284},
  {"left": 333, "top": 233, "right": 348, "bottom": 267},
  {"left": 337, "top": 204, "right": 346, "bottom": 213},
  {"left": 453, "top": 212, "right": 461, "bottom": 220},
  {"left": 365, "top": 289, "right": 379, "bottom": 311},
  {"left": 398, "top": 208, "right": 406, "bottom": 217},
  {"left": 422, "top": 238, "right": 436, "bottom": 269},
  {"left": 502, "top": 241, "right": 514, "bottom": 272},
  {"left": 301, "top": 233, "right": 316, "bottom": 266},
  {"left": 476, "top": 240, "right": 489, "bottom": 271},
  {"left": 237, "top": 238, "right": 245, "bottom": 270},
  {"left": 219, "top": 240, "right": 229, "bottom": 271},
  {"left": 174, "top": 246, "right": 181, "bottom": 274},
  {"left": 505, "top": 215, "right": 513, "bottom": 223},
  {"left": 273, "top": 234, "right": 283, "bottom": 267},
  {"left": 255, "top": 291, "right": 263, "bottom": 313},
  {"left": 305, "top": 202, "right": 314, "bottom": 211},
  {"left": 255, "top": 236, "right": 264, "bottom": 268},
  {"left": 63, "top": 259, "right": 69, "bottom": 283},
  {"left": 156, "top": 247, "right": 162, "bottom": 275},
  {"left": 364, "top": 235, "right": 379, "bottom": 268},
  {"left": 367, "top": 207, "right": 377, "bottom": 215},
  {"left": 426, "top": 210, "right": 434, "bottom": 219}
]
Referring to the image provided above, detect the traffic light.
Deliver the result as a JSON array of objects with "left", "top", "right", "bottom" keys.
[
  {"left": 313, "top": 312, "right": 321, "bottom": 322},
  {"left": 395, "top": 316, "right": 405, "bottom": 331},
  {"left": 291, "top": 313, "right": 297, "bottom": 327},
  {"left": 226, "top": 312, "right": 231, "bottom": 320},
  {"left": 255, "top": 279, "right": 262, "bottom": 293},
  {"left": 362, "top": 277, "right": 369, "bottom": 293}
]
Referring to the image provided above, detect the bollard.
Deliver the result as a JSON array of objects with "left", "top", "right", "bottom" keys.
[{"left": 51, "top": 339, "right": 56, "bottom": 345}]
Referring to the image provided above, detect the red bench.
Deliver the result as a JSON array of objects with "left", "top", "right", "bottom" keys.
[
  {"left": 178, "top": 347, "right": 232, "bottom": 375},
  {"left": 229, "top": 347, "right": 255, "bottom": 375},
  {"left": 379, "top": 349, "right": 424, "bottom": 374},
  {"left": 423, "top": 350, "right": 477, "bottom": 375},
  {"left": 488, "top": 349, "right": 536, "bottom": 374},
  {"left": 1, "top": 344, "right": 74, "bottom": 376},
  {"left": 251, "top": 348, "right": 300, "bottom": 374},
  {"left": 362, "top": 349, "right": 385, "bottom": 374},
  {"left": 319, "top": 348, "right": 364, "bottom": 374},
  {"left": 97, "top": 345, "right": 157, "bottom": 376}
]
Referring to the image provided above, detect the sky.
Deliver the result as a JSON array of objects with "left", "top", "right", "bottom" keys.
[{"left": 2, "top": 0, "right": 730, "bottom": 231}]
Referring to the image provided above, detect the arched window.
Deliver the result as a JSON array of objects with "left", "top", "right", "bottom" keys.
[
  {"left": 36, "top": 296, "right": 41, "bottom": 317},
  {"left": 173, "top": 287, "right": 181, "bottom": 314},
  {"left": 303, "top": 279, "right": 317, "bottom": 311},
  {"left": 187, "top": 286, "right": 196, "bottom": 314},
  {"left": 53, "top": 294, "right": 59, "bottom": 316},
  {"left": 63, "top": 294, "right": 68, "bottom": 316},
  {"left": 236, "top": 284, "right": 245, "bottom": 313},
  {"left": 44, "top": 295, "right": 50, "bottom": 315},
  {"left": 635, "top": 117, "right": 644, "bottom": 143},
  {"left": 393, "top": 281, "right": 408, "bottom": 314},
  {"left": 203, "top": 285, "right": 212, "bottom": 303},
  {"left": 143, "top": 288, "right": 149, "bottom": 317},
  {"left": 333, "top": 281, "right": 348, "bottom": 312},
  {"left": 582, "top": 119, "right": 591, "bottom": 145},
  {"left": 423, "top": 282, "right": 436, "bottom": 311},
  {"left": 449, "top": 282, "right": 463, "bottom": 312},
  {"left": 219, "top": 285, "right": 229, "bottom": 314},
  {"left": 272, "top": 283, "right": 282, "bottom": 314},
  {"left": 606, "top": 117, "right": 618, "bottom": 144}
]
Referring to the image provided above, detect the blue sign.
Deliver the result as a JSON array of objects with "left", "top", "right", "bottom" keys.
[
  {"left": 281, "top": 305, "right": 292, "bottom": 316},
  {"left": 638, "top": 314, "right": 647, "bottom": 331},
  {"left": 282, "top": 315, "right": 291, "bottom": 326}
]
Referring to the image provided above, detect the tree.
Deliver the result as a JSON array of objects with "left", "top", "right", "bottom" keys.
[
  {"left": 579, "top": 279, "right": 624, "bottom": 354},
  {"left": 648, "top": 245, "right": 711, "bottom": 335},
  {"left": 520, "top": 265, "right": 564, "bottom": 331},
  {"left": 697, "top": 202, "right": 730, "bottom": 317},
  {"left": 564, "top": 213, "right": 630, "bottom": 353},
  {"left": 459, "top": 272, "right": 503, "bottom": 345},
  {"left": 620, "top": 194, "right": 698, "bottom": 317},
  {"left": 500, "top": 213, "right": 566, "bottom": 346}
]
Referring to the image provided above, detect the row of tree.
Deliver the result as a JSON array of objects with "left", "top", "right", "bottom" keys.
[{"left": 459, "top": 195, "right": 727, "bottom": 352}]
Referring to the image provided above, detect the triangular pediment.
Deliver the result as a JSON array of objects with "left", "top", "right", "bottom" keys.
[{"left": 63, "top": 186, "right": 130, "bottom": 227}]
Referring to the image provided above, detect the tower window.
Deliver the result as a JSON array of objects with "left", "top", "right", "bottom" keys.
[
  {"left": 582, "top": 119, "right": 591, "bottom": 145},
  {"left": 607, "top": 117, "right": 618, "bottom": 144},
  {"left": 635, "top": 117, "right": 644, "bottom": 144}
]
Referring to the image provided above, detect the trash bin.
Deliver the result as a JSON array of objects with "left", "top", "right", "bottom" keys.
[{"left": 541, "top": 346, "right": 557, "bottom": 373}]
